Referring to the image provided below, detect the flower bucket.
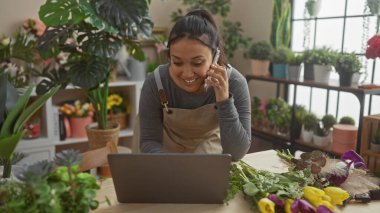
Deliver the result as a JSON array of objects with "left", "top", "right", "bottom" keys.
[
  {"left": 86, "top": 121, "right": 120, "bottom": 150},
  {"left": 331, "top": 124, "right": 357, "bottom": 154},
  {"left": 272, "top": 63, "right": 288, "bottom": 79},
  {"left": 69, "top": 116, "right": 93, "bottom": 138},
  {"left": 250, "top": 59, "right": 270, "bottom": 76}
]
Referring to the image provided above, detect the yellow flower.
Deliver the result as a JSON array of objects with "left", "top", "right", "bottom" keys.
[
  {"left": 284, "top": 199, "right": 293, "bottom": 213},
  {"left": 258, "top": 198, "right": 275, "bottom": 213},
  {"left": 303, "top": 186, "right": 335, "bottom": 211},
  {"left": 108, "top": 94, "right": 123, "bottom": 106},
  {"left": 323, "top": 187, "right": 350, "bottom": 205}
]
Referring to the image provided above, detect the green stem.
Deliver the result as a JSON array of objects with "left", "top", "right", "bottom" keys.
[{"left": 2, "top": 157, "right": 12, "bottom": 178}]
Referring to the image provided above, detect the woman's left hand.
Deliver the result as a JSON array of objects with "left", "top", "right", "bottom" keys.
[{"left": 205, "top": 64, "right": 229, "bottom": 102}]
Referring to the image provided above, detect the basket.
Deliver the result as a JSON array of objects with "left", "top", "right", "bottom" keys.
[{"left": 86, "top": 122, "right": 120, "bottom": 150}]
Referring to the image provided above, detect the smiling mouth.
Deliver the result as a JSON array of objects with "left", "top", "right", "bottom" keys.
[{"left": 184, "top": 78, "right": 196, "bottom": 84}]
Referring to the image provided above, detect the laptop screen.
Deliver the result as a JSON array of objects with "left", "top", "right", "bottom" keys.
[{"left": 108, "top": 153, "right": 232, "bottom": 204}]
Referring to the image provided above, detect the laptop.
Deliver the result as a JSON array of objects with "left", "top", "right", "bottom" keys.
[{"left": 107, "top": 153, "right": 231, "bottom": 204}]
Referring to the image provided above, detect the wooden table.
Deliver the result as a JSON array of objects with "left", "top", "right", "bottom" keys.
[{"left": 93, "top": 150, "right": 380, "bottom": 213}]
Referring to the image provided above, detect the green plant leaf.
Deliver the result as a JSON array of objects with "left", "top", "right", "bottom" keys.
[
  {"left": 125, "top": 39, "right": 146, "bottom": 61},
  {"left": 37, "top": 26, "right": 72, "bottom": 59},
  {"left": 81, "top": 32, "right": 123, "bottom": 59},
  {"left": 90, "top": 0, "right": 152, "bottom": 38},
  {"left": 0, "top": 87, "right": 33, "bottom": 138},
  {"left": 69, "top": 58, "right": 110, "bottom": 89},
  {"left": 39, "top": 0, "right": 87, "bottom": 27},
  {"left": 13, "top": 85, "right": 60, "bottom": 134},
  {"left": 0, "top": 132, "right": 23, "bottom": 159}
]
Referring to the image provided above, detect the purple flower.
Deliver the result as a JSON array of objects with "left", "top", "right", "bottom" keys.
[
  {"left": 316, "top": 205, "right": 334, "bottom": 213},
  {"left": 291, "top": 199, "right": 316, "bottom": 213},
  {"left": 341, "top": 150, "right": 367, "bottom": 169},
  {"left": 268, "top": 194, "right": 285, "bottom": 207}
]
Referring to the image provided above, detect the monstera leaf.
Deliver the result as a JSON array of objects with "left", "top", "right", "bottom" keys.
[
  {"left": 39, "top": 0, "right": 87, "bottom": 26},
  {"left": 69, "top": 58, "right": 110, "bottom": 90},
  {"left": 80, "top": 32, "right": 123, "bottom": 59}
]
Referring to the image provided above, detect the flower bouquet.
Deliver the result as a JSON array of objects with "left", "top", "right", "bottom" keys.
[
  {"left": 226, "top": 149, "right": 380, "bottom": 213},
  {"left": 60, "top": 101, "right": 94, "bottom": 138},
  {"left": 107, "top": 93, "right": 128, "bottom": 129}
]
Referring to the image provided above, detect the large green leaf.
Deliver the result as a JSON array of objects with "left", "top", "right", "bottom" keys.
[
  {"left": 125, "top": 39, "right": 146, "bottom": 61},
  {"left": 39, "top": 0, "right": 87, "bottom": 27},
  {"left": 69, "top": 59, "right": 110, "bottom": 89},
  {"left": 0, "top": 132, "right": 23, "bottom": 159},
  {"left": 13, "top": 85, "right": 60, "bottom": 134},
  {"left": 81, "top": 32, "right": 123, "bottom": 59},
  {"left": 36, "top": 66, "right": 70, "bottom": 95},
  {"left": 0, "top": 87, "right": 33, "bottom": 138},
  {"left": 38, "top": 26, "right": 72, "bottom": 59},
  {"left": 90, "top": 0, "right": 153, "bottom": 38}
]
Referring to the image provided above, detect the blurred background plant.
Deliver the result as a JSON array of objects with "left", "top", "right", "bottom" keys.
[
  {"left": 107, "top": 93, "right": 128, "bottom": 115},
  {"left": 170, "top": 0, "right": 251, "bottom": 59}
]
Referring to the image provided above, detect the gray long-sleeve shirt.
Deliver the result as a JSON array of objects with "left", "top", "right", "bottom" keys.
[{"left": 139, "top": 64, "right": 252, "bottom": 161}]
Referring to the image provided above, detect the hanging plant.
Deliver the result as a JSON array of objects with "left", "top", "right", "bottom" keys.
[
  {"left": 305, "top": 0, "right": 322, "bottom": 18},
  {"left": 367, "top": 0, "right": 380, "bottom": 15}
]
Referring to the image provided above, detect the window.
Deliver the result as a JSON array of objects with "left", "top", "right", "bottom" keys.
[{"left": 289, "top": 0, "right": 380, "bottom": 124}]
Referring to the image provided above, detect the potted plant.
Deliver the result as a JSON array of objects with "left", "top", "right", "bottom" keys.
[
  {"left": 294, "top": 105, "right": 307, "bottom": 139},
  {"left": 301, "top": 112, "right": 318, "bottom": 143},
  {"left": 251, "top": 96, "right": 265, "bottom": 128},
  {"left": 247, "top": 41, "right": 272, "bottom": 76},
  {"left": 266, "top": 98, "right": 291, "bottom": 136},
  {"left": 0, "top": 149, "right": 101, "bottom": 212},
  {"left": 334, "top": 52, "right": 362, "bottom": 87},
  {"left": 270, "top": 46, "right": 292, "bottom": 79},
  {"left": 107, "top": 93, "right": 128, "bottom": 130},
  {"left": 332, "top": 115, "right": 358, "bottom": 154},
  {"left": 367, "top": 0, "right": 380, "bottom": 15},
  {"left": 371, "top": 126, "right": 380, "bottom": 152},
  {"left": 303, "top": 47, "right": 337, "bottom": 84},
  {"left": 0, "top": 78, "right": 59, "bottom": 178},
  {"left": 305, "top": 0, "right": 322, "bottom": 17},
  {"left": 288, "top": 51, "right": 303, "bottom": 81},
  {"left": 313, "top": 114, "right": 336, "bottom": 147},
  {"left": 35, "top": 0, "right": 153, "bottom": 150}
]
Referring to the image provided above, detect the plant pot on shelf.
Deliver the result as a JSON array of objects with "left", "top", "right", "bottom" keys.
[
  {"left": 313, "top": 133, "right": 331, "bottom": 147},
  {"left": 288, "top": 65, "right": 301, "bottom": 81},
  {"left": 306, "top": 0, "right": 322, "bottom": 17},
  {"left": 303, "top": 63, "right": 315, "bottom": 81},
  {"left": 250, "top": 59, "right": 270, "bottom": 76},
  {"left": 313, "top": 65, "right": 331, "bottom": 84},
  {"left": 301, "top": 126, "right": 314, "bottom": 143},
  {"left": 69, "top": 116, "right": 94, "bottom": 138},
  {"left": 86, "top": 122, "right": 120, "bottom": 150},
  {"left": 338, "top": 72, "right": 354, "bottom": 87},
  {"left": 107, "top": 112, "right": 128, "bottom": 129},
  {"left": 272, "top": 63, "right": 288, "bottom": 79},
  {"left": 331, "top": 124, "right": 358, "bottom": 154}
]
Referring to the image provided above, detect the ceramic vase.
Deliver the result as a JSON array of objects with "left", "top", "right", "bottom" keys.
[{"left": 69, "top": 116, "right": 93, "bottom": 138}]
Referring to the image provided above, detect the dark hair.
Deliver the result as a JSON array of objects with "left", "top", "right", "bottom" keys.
[{"left": 167, "top": 9, "right": 227, "bottom": 65}]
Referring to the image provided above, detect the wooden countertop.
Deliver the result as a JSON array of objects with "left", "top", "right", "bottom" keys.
[{"left": 93, "top": 150, "right": 380, "bottom": 213}]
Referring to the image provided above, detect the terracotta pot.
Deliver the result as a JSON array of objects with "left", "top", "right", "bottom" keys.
[
  {"left": 86, "top": 121, "right": 120, "bottom": 150},
  {"left": 69, "top": 116, "right": 93, "bottom": 138},
  {"left": 98, "top": 164, "right": 112, "bottom": 178},
  {"left": 332, "top": 124, "right": 357, "bottom": 154},
  {"left": 250, "top": 59, "right": 270, "bottom": 76}
]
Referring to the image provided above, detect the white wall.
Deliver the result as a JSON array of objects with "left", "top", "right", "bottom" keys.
[{"left": 0, "top": 0, "right": 275, "bottom": 99}]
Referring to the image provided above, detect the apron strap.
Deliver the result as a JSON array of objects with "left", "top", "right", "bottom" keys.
[{"left": 154, "top": 66, "right": 170, "bottom": 113}]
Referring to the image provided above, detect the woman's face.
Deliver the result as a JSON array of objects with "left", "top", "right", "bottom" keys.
[{"left": 169, "top": 37, "right": 213, "bottom": 94}]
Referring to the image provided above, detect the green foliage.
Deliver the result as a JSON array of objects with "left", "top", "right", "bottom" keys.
[
  {"left": 295, "top": 105, "right": 307, "bottom": 128},
  {"left": 170, "top": 0, "right": 251, "bottom": 59},
  {"left": 303, "top": 112, "right": 318, "bottom": 131},
  {"left": 36, "top": 0, "right": 153, "bottom": 129},
  {"left": 266, "top": 98, "right": 291, "bottom": 130},
  {"left": 335, "top": 53, "right": 362, "bottom": 73},
  {"left": 303, "top": 47, "right": 337, "bottom": 66},
  {"left": 339, "top": 116, "right": 355, "bottom": 126},
  {"left": 247, "top": 41, "right": 273, "bottom": 60},
  {"left": 271, "top": 0, "right": 291, "bottom": 48},
  {"left": 321, "top": 114, "right": 336, "bottom": 130},
  {"left": 270, "top": 46, "right": 292, "bottom": 64},
  {"left": 0, "top": 84, "right": 60, "bottom": 178},
  {"left": 288, "top": 52, "right": 304, "bottom": 65},
  {"left": 251, "top": 96, "right": 264, "bottom": 125},
  {"left": 0, "top": 150, "right": 101, "bottom": 212}
]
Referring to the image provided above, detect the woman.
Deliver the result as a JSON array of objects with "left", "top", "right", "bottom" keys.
[{"left": 138, "top": 9, "right": 251, "bottom": 161}]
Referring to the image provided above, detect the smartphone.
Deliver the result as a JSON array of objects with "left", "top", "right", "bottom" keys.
[{"left": 204, "top": 48, "right": 220, "bottom": 90}]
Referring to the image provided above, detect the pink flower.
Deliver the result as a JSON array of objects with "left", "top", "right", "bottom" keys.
[
  {"left": 23, "top": 18, "right": 46, "bottom": 37},
  {"left": 366, "top": 34, "right": 380, "bottom": 59}
]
